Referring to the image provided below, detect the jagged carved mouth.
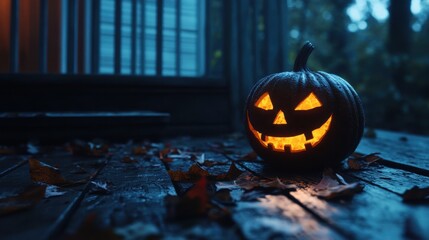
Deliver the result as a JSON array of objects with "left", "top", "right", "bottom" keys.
[{"left": 247, "top": 114, "right": 332, "bottom": 153}]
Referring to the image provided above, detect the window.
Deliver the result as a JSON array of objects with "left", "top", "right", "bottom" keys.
[{"left": 60, "top": 0, "right": 205, "bottom": 76}]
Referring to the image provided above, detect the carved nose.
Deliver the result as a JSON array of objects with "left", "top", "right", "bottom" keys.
[{"left": 273, "top": 110, "right": 287, "bottom": 125}]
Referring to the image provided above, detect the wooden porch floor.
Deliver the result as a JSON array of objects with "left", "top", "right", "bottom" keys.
[{"left": 0, "top": 129, "right": 429, "bottom": 239}]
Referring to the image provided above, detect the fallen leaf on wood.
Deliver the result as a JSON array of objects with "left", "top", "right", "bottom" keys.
[
  {"left": 259, "top": 178, "right": 297, "bottom": 190},
  {"left": 170, "top": 148, "right": 182, "bottom": 154},
  {"left": 65, "top": 139, "right": 109, "bottom": 157},
  {"left": 195, "top": 153, "right": 205, "bottom": 164},
  {"left": 168, "top": 164, "right": 209, "bottom": 182},
  {"left": 89, "top": 181, "right": 112, "bottom": 195},
  {"left": 29, "top": 157, "right": 98, "bottom": 187},
  {"left": 345, "top": 152, "right": 381, "bottom": 170},
  {"left": 158, "top": 147, "right": 170, "bottom": 160},
  {"left": 214, "top": 163, "right": 244, "bottom": 181},
  {"left": 121, "top": 156, "right": 138, "bottom": 164},
  {"left": 238, "top": 151, "right": 258, "bottom": 161},
  {"left": 316, "top": 183, "right": 364, "bottom": 200},
  {"left": 132, "top": 146, "right": 147, "bottom": 155},
  {"left": 402, "top": 186, "right": 429, "bottom": 202},
  {"left": 165, "top": 176, "right": 211, "bottom": 219},
  {"left": 232, "top": 172, "right": 296, "bottom": 191},
  {"left": 29, "top": 157, "right": 69, "bottom": 186},
  {"left": 44, "top": 185, "right": 66, "bottom": 198},
  {"left": 314, "top": 168, "right": 342, "bottom": 190},
  {"left": 0, "top": 185, "right": 46, "bottom": 216},
  {"left": 313, "top": 168, "right": 364, "bottom": 200},
  {"left": 201, "top": 160, "right": 221, "bottom": 167}
]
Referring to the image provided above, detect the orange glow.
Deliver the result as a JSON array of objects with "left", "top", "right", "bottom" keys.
[
  {"left": 273, "top": 110, "right": 287, "bottom": 125},
  {"left": 255, "top": 92, "right": 273, "bottom": 110},
  {"left": 247, "top": 114, "right": 332, "bottom": 153},
  {"left": 295, "top": 92, "right": 322, "bottom": 110}
]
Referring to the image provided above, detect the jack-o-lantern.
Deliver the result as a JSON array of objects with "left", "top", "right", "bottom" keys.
[{"left": 245, "top": 42, "right": 364, "bottom": 169}]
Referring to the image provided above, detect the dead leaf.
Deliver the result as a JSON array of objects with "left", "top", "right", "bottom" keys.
[
  {"left": 346, "top": 153, "right": 381, "bottom": 170},
  {"left": 165, "top": 176, "right": 211, "bottom": 219},
  {"left": 170, "top": 148, "right": 182, "bottom": 154},
  {"left": 89, "top": 181, "right": 112, "bottom": 195},
  {"left": 0, "top": 185, "right": 46, "bottom": 216},
  {"left": 313, "top": 168, "right": 364, "bottom": 200},
  {"left": 29, "top": 157, "right": 69, "bottom": 186},
  {"left": 314, "top": 168, "right": 342, "bottom": 190},
  {"left": 196, "top": 153, "right": 205, "bottom": 164},
  {"left": 65, "top": 139, "right": 109, "bottom": 157},
  {"left": 158, "top": 148, "right": 170, "bottom": 160},
  {"left": 121, "top": 156, "right": 138, "bottom": 164},
  {"left": 201, "top": 160, "right": 218, "bottom": 167},
  {"left": 44, "top": 185, "right": 66, "bottom": 198},
  {"left": 214, "top": 163, "right": 244, "bottom": 181},
  {"left": 168, "top": 164, "right": 209, "bottom": 182},
  {"left": 132, "top": 146, "right": 147, "bottom": 155},
  {"left": 402, "top": 186, "right": 429, "bottom": 202},
  {"left": 316, "top": 183, "right": 364, "bottom": 200},
  {"left": 259, "top": 178, "right": 297, "bottom": 191},
  {"left": 233, "top": 172, "right": 296, "bottom": 191}
]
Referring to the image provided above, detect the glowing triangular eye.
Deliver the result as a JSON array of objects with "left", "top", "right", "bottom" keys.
[
  {"left": 295, "top": 92, "right": 322, "bottom": 110},
  {"left": 255, "top": 92, "right": 273, "bottom": 110}
]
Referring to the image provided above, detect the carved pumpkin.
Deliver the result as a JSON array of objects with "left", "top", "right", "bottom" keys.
[{"left": 245, "top": 42, "right": 364, "bottom": 169}]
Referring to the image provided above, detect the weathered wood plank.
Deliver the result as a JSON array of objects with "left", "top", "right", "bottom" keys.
[
  {"left": 347, "top": 164, "right": 429, "bottom": 195},
  {"left": 358, "top": 130, "right": 429, "bottom": 172},
  {"left": 64, "top": 144, "right": 176, "bottom": 236},
  {"left": 0, "top": 155, "right": 27, "bottom": 178},
  {"left": 237, "top": 160, "right": 429, "bottom": 240},
  {"left": 0, "top": 149, "right": 105, "bottom": 240},
  {"left": 234, "top": 195, "right": 343, "bottom": 240},
  {"left": 166, "top": 137, "right": 345, "bottom": 239}
]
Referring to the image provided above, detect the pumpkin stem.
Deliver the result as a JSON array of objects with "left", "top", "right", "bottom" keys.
[{"left": 293, "top": 41, "right": 314, "bottom": 72}]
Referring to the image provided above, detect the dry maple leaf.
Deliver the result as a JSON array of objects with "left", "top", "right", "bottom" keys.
[
  {"left": 66, "top": 139, "right": 109, "bottom": 157},
  {"left": 29, "top": 157, "right": 69, "bottom": 186},
  {"left": 313, "top": 168, "right": 364, "bottom": 200},
  {"left": 402, "top": 186, "right": 429, "bottom": 202},
  {"left": 346, "top": 152, "right": 381, "bottom": 170},
  {"left": 168, "top": 164, "right": 209, "bottom": 182},
  {"left": 44, "top": 185, "right": 67, "bottom": 198},
  {"left": 0, "top": 185, "right": 46, "bottom": 216},
  {"left": 89, "top": 181, "right": 112, "bottom": 195},
  {"left": 214, "top": 163, "right": 244, "bottom": 181},
  {"left": 233, "top": 172, "right": 296, "bottom": 191},
  {"left": 165, "top": 176, "right": 211, "bottom": 219},
  {"left": 121, "top": 156, "right": 138, "bottom": 164},
  {"left": 132, "top": 146, "right": 147, "bottom": 155},
  {"left": 158, "top": 148, "right": 170, "bottom": 160}
]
